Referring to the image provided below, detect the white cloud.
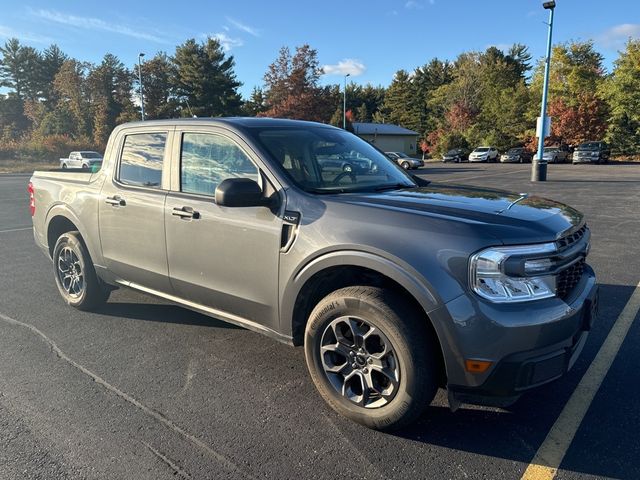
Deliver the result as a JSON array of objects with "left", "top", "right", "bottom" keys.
[
  {"left": 597, "top": 23, "right": 640, "bottom": 49},
  {"left": 405, "top": 0, "right": 434, "bottom": 9},
  {"left": 210, "top": 32, "right": 243, "bottom": 52},
  {"left": 225, "top": 17, "right": 260, "bottom": 37},
  {"left": 30, "top": 8, "right": 169, "bottom": 43},
  {"left": 0, "top": 25, "right": 52, "bottom": 43},
  {"left": 322, "top": 59, "right": 366, "bottom": 76}
]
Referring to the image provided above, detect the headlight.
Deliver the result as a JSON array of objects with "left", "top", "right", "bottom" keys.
[{"left": 469, "top": 243, "right": 557, "bottom": 303}]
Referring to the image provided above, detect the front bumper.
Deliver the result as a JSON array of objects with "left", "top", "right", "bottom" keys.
[
  {"left": 573, "top": 156, "right": 598, "bottom": 164},
  {"left": 430, "top": 265, "right": 598, "bottom": 403},
  {"left": 468, "top": 157, "right": 488, "bottom": 162},
  {"left": 500, "top": 156, "right": 520, "bottom": 163}
]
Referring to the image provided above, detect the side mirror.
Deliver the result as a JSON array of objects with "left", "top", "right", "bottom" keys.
[{"left": 215, "top": 178, "right": 267, "bottom": 207}]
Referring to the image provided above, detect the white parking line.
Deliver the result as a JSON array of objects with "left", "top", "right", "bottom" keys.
[
  {"left": 0, "top": 227, "right": 32, "bottom": 234},
  {"left": 521, "top": 281, "right": 640, "bottom": 480}
]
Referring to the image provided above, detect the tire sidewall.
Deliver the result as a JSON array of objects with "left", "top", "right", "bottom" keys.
[{"left": 304, "top": 291, "right": 431, "bottom": 430}]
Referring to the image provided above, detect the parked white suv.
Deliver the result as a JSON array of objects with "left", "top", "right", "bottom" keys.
[{"left": 469, "top": 146, "right": 499, "bottom": 163}]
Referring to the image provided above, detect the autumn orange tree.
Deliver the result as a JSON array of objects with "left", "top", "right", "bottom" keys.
[{"left": 261, "top": 45, "right": 335, "bottom": 122}]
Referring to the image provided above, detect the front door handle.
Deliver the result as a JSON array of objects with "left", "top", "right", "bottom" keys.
[
  {"left": 172, "top": 206, "right": 200, "bottom": 220},
  {"left": 105, "top": 195, "right": 126, "bottom": 206}
]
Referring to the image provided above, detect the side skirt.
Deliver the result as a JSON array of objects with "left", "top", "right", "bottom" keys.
[{"left": 115, "top": 279, "right": 294, "bottom": 346}]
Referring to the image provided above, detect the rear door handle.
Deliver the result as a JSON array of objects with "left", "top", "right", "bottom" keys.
[
  {"left": 172, "top": 206, "right": 200, "bottom": 220},
  {"left": 105, "top": 195, "right": 126, "bottom": 206}
]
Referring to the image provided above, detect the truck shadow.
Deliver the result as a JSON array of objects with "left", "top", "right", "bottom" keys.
[{"left": 95, "top": 302, "right": 242, "bottom": 329}]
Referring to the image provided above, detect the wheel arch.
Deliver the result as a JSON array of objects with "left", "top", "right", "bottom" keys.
[
  {"left": 45, "top": 205, "right": 101, "bottom": 265},
  {"left": 283, "top": 251, "right": 447, "bottom": 383}
]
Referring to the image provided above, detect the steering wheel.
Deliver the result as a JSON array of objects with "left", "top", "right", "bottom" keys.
[{"left": 332, "top": 171, "right": 357, "bottom": 185}]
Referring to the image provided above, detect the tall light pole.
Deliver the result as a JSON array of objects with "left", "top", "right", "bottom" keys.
[
  {"left": 343, "top": 73, "right": 351, "bottom": 129},
  {"left": 532, "top": 1, "right": 556, "bottom": 182},
  {"left": 138, "top": 52, "right": 145, "bottom": 121}
]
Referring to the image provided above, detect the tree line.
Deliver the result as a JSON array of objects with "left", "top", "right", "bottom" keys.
[{"left": 1, "top": 36, "right": 639, "bottom": 161}]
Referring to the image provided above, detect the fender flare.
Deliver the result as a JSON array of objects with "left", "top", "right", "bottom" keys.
[
  {"left": 44, "top": 203, "right": 103, "bottom": 265},
  {"left": 281, "top": 249, "right": 444, "bottom": 339}
]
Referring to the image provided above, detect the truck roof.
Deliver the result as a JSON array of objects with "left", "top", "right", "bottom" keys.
[{"left": 115, "top": 117, "right": 336, "bottom": 131}]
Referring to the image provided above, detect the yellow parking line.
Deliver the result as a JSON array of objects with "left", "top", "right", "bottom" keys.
[{"left": 521, "top": 281, "right": 640, "bottom": 480}]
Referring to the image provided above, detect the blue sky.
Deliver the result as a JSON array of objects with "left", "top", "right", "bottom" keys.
[{"left": 0, "top": 0, "right": 638, "bottom": 98}]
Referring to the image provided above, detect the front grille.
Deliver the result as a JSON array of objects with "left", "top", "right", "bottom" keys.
[
  {"left": 557, "top": 224, "right": 587, "bottom": 250},
  {"left": 556, "top": 258, "right": 586, "bottom": 299}
]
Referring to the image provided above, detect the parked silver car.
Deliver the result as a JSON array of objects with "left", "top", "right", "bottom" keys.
[
  {"left": 385, "top": 151, "right": 424, "bottom": 169},
  {"left": 533, "top": 147, "right": 570, "bottom": 164}
]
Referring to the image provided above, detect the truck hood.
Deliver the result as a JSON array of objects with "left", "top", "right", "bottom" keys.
[{"left": 340, "top": 184, "right": 584, "bottom": 244}]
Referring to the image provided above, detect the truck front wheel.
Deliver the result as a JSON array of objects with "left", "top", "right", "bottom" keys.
[
  {"left": 304, "top": 286, "right": 438, "bottom": 430},
  {"left": 52, "top": 231, "right": 110, "bottom": 311}
]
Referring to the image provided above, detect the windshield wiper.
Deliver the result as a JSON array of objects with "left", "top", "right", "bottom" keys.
[{"left": 373, "top": 183, "right": 416, "bottom": 192}]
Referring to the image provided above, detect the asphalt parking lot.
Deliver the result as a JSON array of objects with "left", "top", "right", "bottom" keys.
[{"left": 1, "top": 162, "right": 639, "bottom": 480}]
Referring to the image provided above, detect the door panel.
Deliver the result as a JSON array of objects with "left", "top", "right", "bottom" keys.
[
  {"left": 165, "top": 130, "right": 282, "bottom": 330},
  {"left": 100, "top": 187, "right": 170, "bottom": 291},
  {"left": 165, "top": 195, "right": 281, "bottom": 328}
]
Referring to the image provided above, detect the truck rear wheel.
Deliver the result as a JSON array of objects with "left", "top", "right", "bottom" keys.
[
  {"left": 52, "top": 231, "right": 110, "bottom": 311},
  {"left": 304, "top": 286, "right": 438, "bottom": 430}
]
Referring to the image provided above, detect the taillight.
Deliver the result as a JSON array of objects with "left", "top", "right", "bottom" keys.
[{"left": 28, "top": 182, "right": 35, "bottom": 216}]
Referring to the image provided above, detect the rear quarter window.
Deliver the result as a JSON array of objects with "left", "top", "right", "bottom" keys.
[{"left": 118, "top": 133, "right": 167, "bottom": 188}]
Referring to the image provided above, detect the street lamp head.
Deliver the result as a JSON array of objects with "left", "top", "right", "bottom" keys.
[
  {"left": 345, "top": 73, "right": 351, "bottom": 78},
  {"left": 542, "top": 1, "right": 556, "bottom": 9},
  {"left": 138, "top": 52, "right": 146, "bottom": 58}
]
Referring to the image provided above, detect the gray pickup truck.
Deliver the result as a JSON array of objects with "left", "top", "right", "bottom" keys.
[{"left": 29, "top": 118, "right": 598, "bottom": 430}]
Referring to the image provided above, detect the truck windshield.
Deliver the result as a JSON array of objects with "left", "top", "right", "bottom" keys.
[{"left": 252, "top": 127, "right": 416, "bottom": 193}]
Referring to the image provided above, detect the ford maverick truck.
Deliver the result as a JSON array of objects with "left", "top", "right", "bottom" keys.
[{"left": 29, "top": 118, "right": 598, "bottom": 430}]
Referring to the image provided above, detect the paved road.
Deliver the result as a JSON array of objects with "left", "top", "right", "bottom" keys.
[{"left": 0, "top": 164, "right": 638, "bottom": 479}]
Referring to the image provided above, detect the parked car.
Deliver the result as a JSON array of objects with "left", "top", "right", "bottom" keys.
[
  {"left": 60, "top": 151, "right": 103, "bottom": 170},
  {"left": 500, "top": 147, "right": 532, "bottom": 163},
  {"left": 384, "top": 151, "right": 424, "bottom": 169},
  {"left": 533, "top": 147, "right": 570, "bottom": 164},
  {"left": 442, "top": 148, "right": 468, "bottom": 163},
  {"left": 30, "top": 118, "right": 597, "bottom": 431},
  {"left": 469, "top": 146, "right": 499, "bottom": 162},
  {"left": 317, "top": 150, "right": 373, "bottom": 174},
  {"left": 572, "top": 141, "right": 611, "bottom": 164}
]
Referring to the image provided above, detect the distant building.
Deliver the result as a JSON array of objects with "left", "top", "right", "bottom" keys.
[{"left": 352, "top": 122, "right": 419, "bottom": 156}]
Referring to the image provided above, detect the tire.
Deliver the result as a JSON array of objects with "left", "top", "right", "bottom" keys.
[
  {"left": 401, "top": 161, "right": 410, "bottom": 170},
  {"left": 304, "top": 286, "right": 438, "bottom": 431},
  {"left": 82, "top": 164, "right": 89, "bottom": 170},
  {"left": 61, "top": 163, "right": 67, "bottom": 169},
  {"left": 52, "top": 231, "right": 110, "bottom": 311}
]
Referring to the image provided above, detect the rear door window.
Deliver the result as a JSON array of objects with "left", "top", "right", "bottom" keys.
[{"left": 119, "top": 133, "right": 167, "bottom": 188}]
